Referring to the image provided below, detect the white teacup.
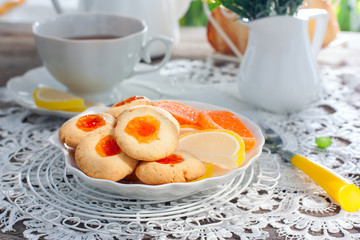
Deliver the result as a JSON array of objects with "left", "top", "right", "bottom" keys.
[
  {"left": 51, "top": 0, "right": 191, "bottom": 57},
  {"left": 32, "top": 13, "right": 172, "bottom": 103}
]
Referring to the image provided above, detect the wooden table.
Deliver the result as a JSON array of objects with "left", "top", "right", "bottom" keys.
[{"left": 0, "top": 23, "right": 359, "bottom": 240}]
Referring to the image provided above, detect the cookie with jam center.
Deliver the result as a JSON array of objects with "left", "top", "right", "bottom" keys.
[
  {"left": 75, "top": 127, "right": 139, "bottom": 181},
  {"left": 105, "top": 96, "right": 152, "bottom": 119},
  {"left": 114, "top": 105, "right": 180, "bottom": 161},
  {"left": 135, "top": 150, "right": 206, "bottom": 185},
  {"left": 59, "top": 112, "right": 116, "bottom": 148}
]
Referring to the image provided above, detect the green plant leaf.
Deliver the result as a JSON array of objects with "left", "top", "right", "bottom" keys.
[
  {"left": 212, "top": 0, "right": 304, "bottom": 20},
  {"left": 315, "top": 137, "right": 333, "bottom": 149}
]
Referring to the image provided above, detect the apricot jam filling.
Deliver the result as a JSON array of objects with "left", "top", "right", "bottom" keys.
[
  {"left": 156, "top": 154, "right": 184, "bottom": 164},
  {"left": 125, "top": 115, "right": 160, "bottom": 143},
  {"left": 95, "top": 135, "right": 121, "bottom": 157},
  {"left": 76, "top": 114, "right": 106, "bottom": 132},
  {"left": 112, "top": 96, "right": 145, "bottom": 107}
]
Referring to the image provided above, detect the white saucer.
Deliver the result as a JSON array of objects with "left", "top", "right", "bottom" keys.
[
  {"left": 6, "top": 64, "right": 256, "bottom": 119},
  {"left": 6, "top": 65, "right": 173, "bottom": 118},
  {"left": 6, "top": 67, "right": 80, "bottom": 118}
]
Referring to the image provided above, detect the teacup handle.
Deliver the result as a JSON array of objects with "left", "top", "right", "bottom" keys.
[
  {"left": 202, "top": 1, "right": 243, "bottom": 59},
  {"left": 132, "top": 36, "right": 173, "bottom": 76},
  {"left": 297, "top": 9, "right": 328, "bottom": 58}
]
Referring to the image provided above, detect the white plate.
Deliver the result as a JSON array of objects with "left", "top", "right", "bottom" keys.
[
  {"left": 6, "top": 65, "right": 172, "bottom": 118},
  {"left": 49, "top": 101, "right": 264, "bottom": 201}
]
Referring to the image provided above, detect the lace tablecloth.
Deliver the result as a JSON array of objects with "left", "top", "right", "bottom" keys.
[{"left": 0, "top": 59, "right": 359, "bottom": 239}]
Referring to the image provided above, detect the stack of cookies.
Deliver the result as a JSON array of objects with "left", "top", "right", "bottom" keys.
[{"left": 59, "top": 96, "right": 206, "bottom": 185}]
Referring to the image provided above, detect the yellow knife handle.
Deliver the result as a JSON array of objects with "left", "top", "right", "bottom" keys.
[{"left": 291, "top": 154, "right": 360, "bottom": 212}]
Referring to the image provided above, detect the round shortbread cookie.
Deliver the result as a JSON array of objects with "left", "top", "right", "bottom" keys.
[
  {"left": 114, "top": 105, "right": 180, "bottom": 161},
  {"left": 105, "top": 96, "right": 153, "bottom": 119},
  {"left": 75, "top": 127, "right": 139, "bottom": 181},
  {"left": 59, "top": 112, "right": 115, "bottom": 148},
  {"left": 135, "top": 150, "right": 206, "bottom": 185}
]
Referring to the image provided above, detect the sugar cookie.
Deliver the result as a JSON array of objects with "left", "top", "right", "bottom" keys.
[
  {"left": 75, "top": 127, "right": 139, "bottom": 181},
  {"left": 135, "top": 150, "right": 206, "bottom": 184},
  {"left": 114, "top": 105, "right": 180, "bottom": 161},
  {"left": 59, "top": 112, "right": 115, "bottom": 148},
  {"left": 105, "top": 96, "right": 152, "bottom": 119}
]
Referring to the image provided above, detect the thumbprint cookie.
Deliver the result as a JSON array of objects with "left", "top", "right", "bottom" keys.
[
  {"left": 59, "top": 112, "right": 115, "bottom": 148},
  {"left": 75, "top": 127, "right": 139, "bottom": 181},
  {"left": 114, "top": 105, "right": 180, "bottom": 161},
  {"left": 135, "top": 150, "right": 206, "bottom": 185},
  {"left": 105, "top": 96, "right": 152, "bottom": 119}
]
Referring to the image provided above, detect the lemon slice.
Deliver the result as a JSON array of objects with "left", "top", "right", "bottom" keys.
[
  {"left": 33, "top": 88, "right": 84, "bottom": 110},
  {"left": 178, "top": 129, "right": 245, "bottom": 169},
  {"left": 191, "top": 163, "right": 214, "bottom": 182}
]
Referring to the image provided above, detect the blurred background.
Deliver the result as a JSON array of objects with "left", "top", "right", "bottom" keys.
[
  {"left": 181, "top": 0, "right": 360, "bottom": 32},
  {"left": 0, "top": 0, "right": 358, "bottom": 31}
]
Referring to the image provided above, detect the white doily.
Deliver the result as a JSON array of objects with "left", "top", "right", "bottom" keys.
[{"left": 0, "top": 59, "right": 360, "bottom": 239}]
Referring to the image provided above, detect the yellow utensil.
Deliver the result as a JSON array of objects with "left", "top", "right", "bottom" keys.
[
  {"left": 0, "top": 0, "right": 25, "bottom": 15},
  {"left": 261, "top": 124, "right": 360, "bottom": 212}
]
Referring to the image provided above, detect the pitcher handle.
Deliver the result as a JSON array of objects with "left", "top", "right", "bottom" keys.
[
  {"left": 297, "top": 9, "right": 328, "bottom": 58},
  {"left": 132, "top": 36, "right": 173, "bottom": 76},
  {"left": 202, "top": 1, "right": 243, "bottom": 60}
]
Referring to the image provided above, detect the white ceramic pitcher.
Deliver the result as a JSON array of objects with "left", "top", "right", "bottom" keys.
[
  {"left": 51, "top": 0, "right": 191, "bottom": 57},
  {"left": 204, "top": 2, "right": 328, "bottom": 113},
  {"left": 238, "top": 9, "right": 328, "bottom": 113}
]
